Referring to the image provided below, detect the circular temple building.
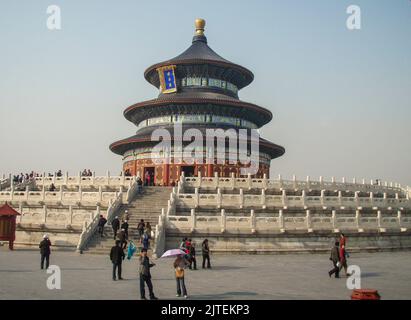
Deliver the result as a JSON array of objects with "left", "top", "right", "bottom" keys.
[{"left": 110, "top": 19, "right": 285, "bottom": 186}]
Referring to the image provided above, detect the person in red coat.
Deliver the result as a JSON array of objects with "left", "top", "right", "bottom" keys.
[{"left": 339, "top": 244, "right": 351, "bottom": 277}]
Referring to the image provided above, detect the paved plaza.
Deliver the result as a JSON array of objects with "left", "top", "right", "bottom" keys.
[{"left": 1, "top": 248, "right": 411, "bottom": 300}]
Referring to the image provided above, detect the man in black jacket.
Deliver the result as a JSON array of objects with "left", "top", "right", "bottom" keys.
[
  {"left": 328, "top": 241, "right": 340, "bottom": 278},
  {"left": 110, "top": 240, "right": 125, "bottom": 281},
  {"left": 111, "top": 216, "right": 120, "bottom": 240},
  {"left": 39, "top": 235, "right": 52, "bottom": 270},
  {"left": 139, "top": 248, "right": 158, "bottom": 300},
  {"left": 97, "top": 215, "right": 107, "bottom": 237},
  {"left": 121, "top": 220, "right": 129, "bottom": 240}
]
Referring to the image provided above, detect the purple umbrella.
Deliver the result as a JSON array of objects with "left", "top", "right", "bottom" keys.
[{"left": 160, "top": 249, "right": 186, "bottom": 258}]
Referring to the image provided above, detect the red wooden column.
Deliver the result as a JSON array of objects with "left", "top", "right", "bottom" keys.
[
  {"left": 207, "top": 164, "right": 214, "bottom": 177},
  {"left": 163, "top": 163, "right": 170, "bottom": 186}
]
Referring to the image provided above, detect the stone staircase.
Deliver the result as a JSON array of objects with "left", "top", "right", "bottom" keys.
[{"left": 82, "top": 187, "right": 173, "bottom": 254}]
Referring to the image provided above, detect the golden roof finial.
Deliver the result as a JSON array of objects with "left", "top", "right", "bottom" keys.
[{"left": 195, "top": 18, "right": 206, "bottom": 36}]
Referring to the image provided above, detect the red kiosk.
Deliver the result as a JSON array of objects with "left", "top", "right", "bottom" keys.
[{"left": 0, "top": 202, "right": 20, "bottom": 250}]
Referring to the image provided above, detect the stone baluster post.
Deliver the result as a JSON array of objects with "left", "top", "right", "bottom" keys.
[
  {"left": 279, "top": 209, "right": 284, "bottom": 232},
  {"left": 25, "top": 186, "right": 29, "bottom": 201},
  {"left": 261, "top": 188, "right": 266, "bottom": 209},
  {"left": 42, "top": 185, "right": 45, "bottom": 201},
  {"left": 64, "top": 171, "right": 69, "bottom": 185},
  {"left": 247, "top": 173, "right": 252, "bottom": 189},
  {"left": 383, "top": 192, "right": 387, "bottom": 206},
  {"left": 342, "top": 177, "right": 346, "bottom": 184},
  {"left": 19, "top": 204, "right": 23, "bottom": 223},
  {"left": 354, "top": 191, "right": 359, "bottom": 207},
  {"left": 397, "top": 210, "right": 402, "bottom": 230},
  {"left": 59, "top": 185, "right": 63, "bottom": 201},
  {"left": 239, "top": 188, "right": 244, "bottom": 209},
  {"left": 99, "top": 186, "right": 103, "bottom": 202},
  {"left": 278, "top": 174, "right": 283, "bottom": 189},
  {"left": 356, "top": 209, "right": 361, "bottom": 231},
  {"left": 221, "top": 209, "right": 226, "bottom": 233},
  {"left": 332, "top": 210, "right": 337, "bottom": 231},
  {"left": 194, "top": 188, "right": 199, "bottom": 208},
  {"left": 214, "top": 172, "right": 219, "bottom": 188},
  {"left": 262, "top": 173, "right": 268, "bottom": 190},
  {"left": 78, "top": 171, "right": 82, "bottom": 186},
  {"left": 320, "top": 189, "right": 325, "bottom": 206},
  {"left": 191, "top": 209, "right": 196, "bottom": 232},
  {"left": 231, "top": 172, "right": 235, "bottom": 190},
  {"left": 292, "top": 175, "right": 297, "bottom": 190},
  {"left": 250, "top": 209, "right": 256, "bottom": 233},
  {"left": 198, "top": 170, "right": 203, "bottom": 189},
  {"left": 369, "top": 191, "right": 374, "bottom": 207},
  {"left": 107, "top": 170, "right": 110, "bottom": 186},
  {"left": 338, "top": 191, "right": 342, "bottom": 206},
  {"left": 301, "top": 190, "right": 306, "bottom": 208},
  {"left": 217, "top": 188, "right": 222, "bottom": 209},
  {"left": 306, "top": 176, "right": 310, "bottom": 190},
  {"left": 353, "top": 177, "right": 357, "bottom": 184},
  {"left": 282, "top": 189, "right": 287, "bottom": 207}
]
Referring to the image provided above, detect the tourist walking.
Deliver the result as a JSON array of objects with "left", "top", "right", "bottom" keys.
[
  {"left": 137, "top": 219, "right": 145, "bottom": 238},
  {"left": 339, "top": 244, "right": 351, "bottom": 277},
  {"left": 121, "top": 220, "right": 129, "bottom": 239},
  {"left": 139, "top": 248, "right": 158, "bottom": 300},
  {"left": 111, "top": 216, "right": 120, "bottom": 240},
  {"left": 118, "top": 229, "right": 128, "bottom": 250},
  {"left": 142, "top": 231, "right": 150, "bottom": 250},
  {"left": 137, "top": 177, "right": 143, "bottom": 193},
  {"left": 145, "top": 222, "right": 152, "bottom": 239},
  {"left": 328, "top": 241, "right": 340, "bottom": 278},
  {"left": 97, "top": 215, "right": 107, "bottom": 237},
  {"left": 110, "top": 240, "right": 125, "bottom": 281},
  {"left": 202, "top": 239, "right": 211, "bottom": 269},
  {"left": 174, "top": 255, "right": 189, "bottom": 298},
  {"left": 39, "top": 234, "right": 52, "bottom": 270},
  {"left": 188, "top": 240, "right": 197, "bottom": 270}
]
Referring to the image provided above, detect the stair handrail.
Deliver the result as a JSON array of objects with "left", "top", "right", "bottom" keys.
[
  {"left": 0, "top": 176, "right": 11, "bottom": 191},
  {"left": 125, "top": 176, "right": 138, "bottom": 203},
  {"left": 76, "top": 190, "right": 123, "bottom": 252},
  {"left": 153, "top": 187, "right": 177, "bottom": 258}
]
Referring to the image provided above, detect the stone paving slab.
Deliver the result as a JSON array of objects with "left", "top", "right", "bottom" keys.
[{"left": 0, "top": 248, "right": 410, "bottom": 300}]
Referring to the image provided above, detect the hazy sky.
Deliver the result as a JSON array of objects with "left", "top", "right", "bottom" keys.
[{"left": 0, "top": 0, "right": 410, "bottom": 186}]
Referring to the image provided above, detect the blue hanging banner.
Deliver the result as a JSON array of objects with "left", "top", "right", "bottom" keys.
[{"left": 157, "top": 65, "right": 177, "bottom": 94}]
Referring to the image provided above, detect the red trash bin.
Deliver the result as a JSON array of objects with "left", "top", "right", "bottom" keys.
[{"left": 351, "top": 289, "right": 381, "bottom": 300}]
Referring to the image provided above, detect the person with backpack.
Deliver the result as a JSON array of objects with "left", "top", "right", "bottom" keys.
[
  {"left": 174, "top": 255, "right": 189, "bottom": 298},
  {"left": 139, "top": 248, "right": 158, "bottom": 300},
  {"left": 142, "top": 231, "right": 150, "bottom": 250}
]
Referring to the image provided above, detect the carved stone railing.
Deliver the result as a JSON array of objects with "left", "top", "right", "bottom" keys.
[
  {"left": 33, "top": 172, "right": 135, "bottom": 188},
  {"left": 0, "top": 176, "right": 11, "bottom": 191},
  {"left": 176, "top": 189, "right": 411, "bottom": 210},
  {"left": 166, "top": 209, "right": 411, "bottom": 234},
  {"left": 76, "top": 191, "right": 123, "bottom": 252},
  {"left": 182, "top": 173, "right": 406, "bottom": 196},
  {"left": 0, "top": 187, "right": 125, "bottom": 205}
]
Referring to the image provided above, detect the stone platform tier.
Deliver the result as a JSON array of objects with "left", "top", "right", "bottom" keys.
[
  {"left": 83, "top": 187, "right": 172, "bottom": 254},
  {"left": 151, "top": 175, "right": 411, "bottom": 256}
]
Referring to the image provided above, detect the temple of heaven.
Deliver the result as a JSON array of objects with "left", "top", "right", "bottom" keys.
[{"left": 110, "top": 19, "right": 285, "bottom": 186}]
